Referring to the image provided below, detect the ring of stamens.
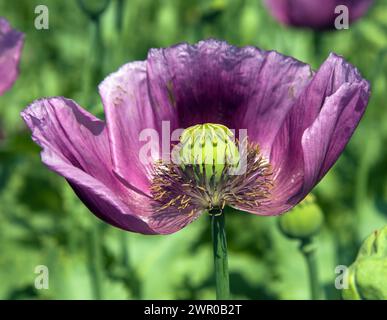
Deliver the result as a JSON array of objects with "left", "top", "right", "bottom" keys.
[{"left": 150, "top": 139, "right": 273, "bottom": 217}]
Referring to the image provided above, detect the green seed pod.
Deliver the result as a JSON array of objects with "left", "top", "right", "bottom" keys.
[
  {"left": 178, "top": 123, "right": 240, "bottom": 181},
  {"left": 342, "top": 226, "right": 387, "bottom": 300},
  {"left": 278, "top": 194, "right": 324, "bottom": 240}
]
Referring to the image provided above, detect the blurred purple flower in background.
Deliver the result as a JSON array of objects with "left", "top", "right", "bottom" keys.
[
  {"left": 21, "top": 40, "right": 370, "bottom": 235},
  {"left": 264, "top": 0, "right": 373, "bottom": 30},
  {"left": 0, "top": 17, "right": 24, "bottom": 96}
]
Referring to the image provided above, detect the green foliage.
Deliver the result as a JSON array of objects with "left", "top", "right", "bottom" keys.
[
  {"left": 0, "top": 0, "right": 386, "bottom": 300},
  {"left": 343, "top": 226, "right": 387, "bottom": 300}
]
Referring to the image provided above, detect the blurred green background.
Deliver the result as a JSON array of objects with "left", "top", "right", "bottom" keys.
[{"left": 0, "top": 0, "right": 387, "bottom": 300}]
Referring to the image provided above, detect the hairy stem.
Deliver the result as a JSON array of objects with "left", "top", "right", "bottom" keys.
[
  {"left": 77, "top": 0, "right": 109, "bottom": 106},
  {"left": 115, "top": 0, "right": 125, "bottom": 33},
  {"left": 211, "top": 211, "right": 230, "bottom": 300},
  {"left": 300, "top": 238, "right": 322, "bottom": 300},
  {"left": 312, "top": 30, "right": 323, "bottom": 62},
  {"left": 89, "top": 222, "right": 104, "bottom": 299}
]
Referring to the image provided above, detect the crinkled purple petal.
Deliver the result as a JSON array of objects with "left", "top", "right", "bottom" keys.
[
  {"left": 147, "top": 39, "right": 313, "bottom": 157},
  {"left": 0, "top": 17, "right": 24, "bottom": 95},
  {"left": 243, "top": 53, "right": 370, "bottom": 215},
  {"left": 236, "top": 51, "right": 313, "bottom": 157},
  {"left": 20, "top": 97, "right": 160, "bottom": 234},
  {"left": 21, "top": 97, "right": 199, "bottom": 235},
  {"left": 264, "top": 0, "right": 373, "bottom": 30},
  {"left": 99, "top": 61, "right": 178, "bottom": 194},
  {"left": 301, "top": 81, "right": 369, "bottom": 193}
]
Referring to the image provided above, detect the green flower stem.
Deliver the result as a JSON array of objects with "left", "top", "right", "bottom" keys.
[
  {"left": 82, "top": 16, "right": 103, "bottom": 106},
  {"left": 115, "top": 0, "right": 125, "bottom": 33},
  {"left": 211, "top": 211, "right": 230, "bottom": 300},
  {"left": 299, "top": 238, "right": 322, "bottom": 300},
  {"left": 120, "top": 232, "right": 142, "bottom": 299},
  {"left": 77, "top": 0, "right": 110, "bottom": 106},
  {"left": 89, "top": 222, "right": 104, "bottom": 299},
  {"left": 312, "top": 31, "right": 323, "bottom": 62}
]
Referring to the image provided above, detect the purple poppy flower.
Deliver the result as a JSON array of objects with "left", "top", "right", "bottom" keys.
[
  {"left": 0, "top": 17, "right": 24, "bottom": 96},
  {"left": 264, "top": 0, "right": 373, "bottom": 30},
  {"left": 21, "top": 40, "right": 370, "bottom": 235}
]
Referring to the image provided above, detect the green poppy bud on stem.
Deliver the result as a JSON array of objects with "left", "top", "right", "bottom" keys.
[
  {"left": 342, "top": 226, "right": 387, "bottom": 300},
  {"left": 278, "top": 194, "right": 324, "bottom": 240}
]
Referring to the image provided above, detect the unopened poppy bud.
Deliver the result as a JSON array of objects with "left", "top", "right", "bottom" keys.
[
  {"left": 342, "top": 226, "right": 387, "bottom": 300},
  {"left": 177, "top": 123, "right": 240, "bottom": 181},
  {"left": 278, "top": 194, "right": 324, "bottom": 240}
]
